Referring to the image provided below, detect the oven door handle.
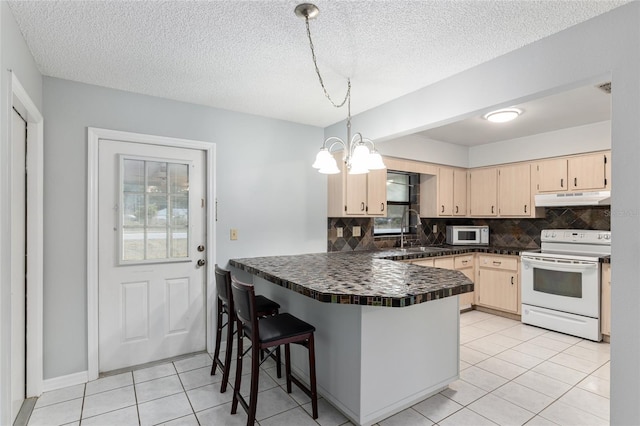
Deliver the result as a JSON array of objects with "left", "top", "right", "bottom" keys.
[{"left": 521, "top": 256, "right": 599, "bottom": 271}]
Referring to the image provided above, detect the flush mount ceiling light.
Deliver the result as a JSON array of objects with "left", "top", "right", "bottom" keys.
[
  {"left": 296, "top": 3, "right": 386, "bottom": 175},
  {"left": 484, "top": 108, "right": 522, "bottom": 123}
]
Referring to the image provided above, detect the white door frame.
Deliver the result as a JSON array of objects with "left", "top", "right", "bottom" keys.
[
  {"left": 87, "top": 128, "right": 216, "bottom": 381},
  {"left": 0, "top": 71, "right": 44, "bottom": 425}
]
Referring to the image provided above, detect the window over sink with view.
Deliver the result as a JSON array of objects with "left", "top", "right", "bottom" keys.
[{"left": 374, "top": 171, "right": 419, "bottom": 235}]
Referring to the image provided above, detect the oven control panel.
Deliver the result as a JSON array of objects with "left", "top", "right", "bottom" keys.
[{"left": 541, "top": 229, "right": 611, "bottom": 244}]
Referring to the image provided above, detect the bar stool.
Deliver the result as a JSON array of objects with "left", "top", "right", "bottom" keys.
[
  {"left": 210, "top": 265, "right": 280, "bottom": 392},
  {"left": 230, "top": 276, "right": 318, "bottom": 425}
]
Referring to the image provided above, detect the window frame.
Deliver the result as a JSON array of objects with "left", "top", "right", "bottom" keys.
[
  {"left": 374, "top": 171, "right": 417, "bottom": 236},
  {"left": 118, "top": 154, "right": 193, "bottom": 265}
]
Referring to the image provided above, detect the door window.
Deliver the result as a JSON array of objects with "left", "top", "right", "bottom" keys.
[{"left": 120, "top": 157, "right": 190, "bottom": 263}]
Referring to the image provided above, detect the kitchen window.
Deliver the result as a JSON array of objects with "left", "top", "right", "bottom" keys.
[{"left": 374, "top": 172, "right": 418, "bottom": 235}]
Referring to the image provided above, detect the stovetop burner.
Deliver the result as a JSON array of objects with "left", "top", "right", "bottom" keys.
[{"left": 521, "top": 229, "right": 611, "bottom": 259}]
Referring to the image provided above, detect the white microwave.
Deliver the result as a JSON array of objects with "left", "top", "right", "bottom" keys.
[{"left": 446, "top": 226, "right": 489, "bottom": 245}]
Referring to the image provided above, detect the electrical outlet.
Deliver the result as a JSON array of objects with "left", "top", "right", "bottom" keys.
[
  {"left": 230, "top": 228, "right": 238, "bottom": 240},
  {"left": 336, "top": 227, "right": 344, "bottom": 238},
  {"left": 432, "top": 225, "right": 438, "bottom": 233},
  {"left": 353, "top": 226, "right": 361, "bottom": 237}
]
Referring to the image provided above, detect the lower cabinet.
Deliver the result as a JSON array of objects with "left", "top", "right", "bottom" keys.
[
  {"left": 454, "top": 255, "right": 475, "bottom": 307},
  {"left": 405, "top": 252, "right": 522, "bottom": 315},
  {"left": 601, "top": 263, "right": 611, "bottom": 336},
  {"left": 476, "top": 254, "right": 520, "bottom": 314},
  {"left": 408, "top": 255, "right": 474, "bottom": 309}
]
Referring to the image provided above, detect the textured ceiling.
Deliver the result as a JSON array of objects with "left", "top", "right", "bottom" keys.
[
  {"left": 417, "top": 82, "right": 612, "bottom": 146},
  {"left": 7, "top": 0, "right": 629, "bottom": 129}
]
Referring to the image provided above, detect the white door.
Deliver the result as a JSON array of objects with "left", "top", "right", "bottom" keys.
[
  {"left": 11, "top": 108, "right": 27, "bottom": 423},
  {"left": 98, "top": 139, "right": 207, "bottom": 372}
]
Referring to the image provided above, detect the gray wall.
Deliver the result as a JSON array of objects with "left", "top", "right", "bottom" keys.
[
  {"left": 0, "top": 2, "right": 43, "bottom": 423},
  {"left": 326, "top": 3, "right": 640, "bottom": 423},
  {"left": 42, "top": 77, "right": 326, "bottom": 379}
]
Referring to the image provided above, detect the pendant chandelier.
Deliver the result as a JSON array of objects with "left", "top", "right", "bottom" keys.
[{"left": 295, "top": 3, "right": 386, "bottom": 175}]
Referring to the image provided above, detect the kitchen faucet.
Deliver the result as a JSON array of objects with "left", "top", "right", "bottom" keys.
[{"left": 400, "top": 208, "right": 421, "bottom": 249}]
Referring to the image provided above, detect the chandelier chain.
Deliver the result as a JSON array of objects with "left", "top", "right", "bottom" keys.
[{"left": 304, "top": 16, "right": 350, "bottom": 110}]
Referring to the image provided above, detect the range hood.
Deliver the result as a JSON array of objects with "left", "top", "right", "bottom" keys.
[{"left": 535, "top": 191, "right": 611, "bottom": 207}]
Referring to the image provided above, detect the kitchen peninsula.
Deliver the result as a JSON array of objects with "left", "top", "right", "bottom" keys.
[{"left": 230, "top": 251, "right": 473, "bottom": 426}]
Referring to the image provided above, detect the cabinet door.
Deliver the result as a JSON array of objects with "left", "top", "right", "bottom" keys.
[
  {"left": 536, "top": 158, "right": 567, "bottom": 192},
  {"left": 433, "top": 256, "right": 454, "bottom": 269},
  {"left": 453, "top": 169, "right": 468, "bottom": 216},
  {"left": 499, "top": 163, "right": 531, "bottom": 216},
  {"left": 569, "top": 153, "right": 607, "bottom": 191},
  {"left": 455, "top": 255, "right": 475, "bottom": 306},
  {"left": 469, "top": 168, "right": 498, "bottom": 216},
  {"left": 438, "top": 168, "right": 454, "bottom": 216},
  {"left": 367, "top": 168, "right": 387, "bottom": 216},
  {"left": 476, "top": 268, "right": 519, "bottom": 313},
  {"left": 601, "top": 263, "right": 611, "bottom": 336},
  {"left": 411, "top": 258, "right": 435, "bottom": 267},
  {"left": 345, "top": 173, "right": 368, "bottom": 215}
]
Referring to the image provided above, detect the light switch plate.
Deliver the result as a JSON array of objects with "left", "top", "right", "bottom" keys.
[
  {"left": 353, "top": 226, "right": 361, "bottom": 237},
  {"left": 337, "top": 227, "right": 344, "bottom": 238},
  {"left": 432, "top": 225, "right": 438, "bottom": 233},
  {"left": 230, "top": 228, "right": 238, "bottom": 240}
]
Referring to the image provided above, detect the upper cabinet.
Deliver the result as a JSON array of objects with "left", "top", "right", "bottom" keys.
[
  {"left": 535, "top": 151, "right": 610, "bottom": 193},
  {"left": 451, "top": 169, "right": 468, "bottom": 216},
  {"left": 420, "top": 167, "right": 467, "bottom": 217},
  {"left": 536, "top": 158, "right": 567, "bottom": 192},
  {"left": 498, "top": 163, "right": 531, "bottom": 216},
  {"left": 469, "top": 163, "right": 542, "bottom": 218},
  {"left": 327, "top": 154, "right": 387, "bottom": 217},
  {"left": 469, "top": 168, "right": 498, "bottom": 217},
  {"left": 569, "top": 152, "right": 608, "bottom": 191},
  {"left": 328, "top": 151, "right": 611, "bottom": 219}
]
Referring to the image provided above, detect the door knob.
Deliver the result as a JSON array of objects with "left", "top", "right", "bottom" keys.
[{"left": 197, "top": 259, "right": 206, "bottom": 267}]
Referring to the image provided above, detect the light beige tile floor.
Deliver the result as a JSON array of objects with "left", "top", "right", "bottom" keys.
[{"left": 21, "top": 310, "right": 611, "bottom": 425}]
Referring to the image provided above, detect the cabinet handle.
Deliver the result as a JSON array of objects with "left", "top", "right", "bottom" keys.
[
  {"left": 493, "top": 261, "right": 502, "bottom": 266},
  {"left": 511, "top": 276, "right": 514, "bottom": 285},
  {"left": 361, "top": 202, "right": 365, "bottom": 211},
  {"left": 381, "top": 203, "right": 385, "bottom": 212},
  {"left": 524, "top": 205, "right": 527, "bottom": 213},
  {"left": 574, "top": 177, "right": 577, "bottom": 187},
  {"left": 491, "top": 206, "right": 495, "bottom": 214},
  {"left": 455, "top": 206, "right": 459, "bottom": 214},
  {"left": 560, "top": 178, "right": 564, "bottom": 188},
  {"left": 462, "top": 260, "right": 468, "bottom": 264},
  {"left": 441, "top": 205, "right": 445, "bottom": 213}
]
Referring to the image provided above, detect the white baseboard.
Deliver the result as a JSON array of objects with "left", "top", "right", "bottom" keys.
[{"left": 42, "top": 371, "right": 88, "bottom": 393}]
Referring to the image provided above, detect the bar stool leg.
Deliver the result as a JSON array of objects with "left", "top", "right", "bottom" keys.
[
  {"left": 211, "top": 298, "right": 224, "bottom": 376},
  {"left": 231, "top": 321, "right": 244, "bottom": 415},
  {"left": 220, "top": 308, "right": 234, "bottom": 392},
  {"left": 247, "top": 344, "right": 260, "bottom": 425},
  {"left": 276, "top": 345, "right": 282, "bottom": 378},
  {"left": 284, "top": 343, "right": 292, "bottom": 393},
  {"left": 308, "top": 335, "right": 318, "bottom": 419}
]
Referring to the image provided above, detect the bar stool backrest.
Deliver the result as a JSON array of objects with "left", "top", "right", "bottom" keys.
[
  {"left": 230, "top": 276, "right": 258, "bottom": 337},
  {"left": 214, "top": 265, "right": 232, "bottom": 307}
]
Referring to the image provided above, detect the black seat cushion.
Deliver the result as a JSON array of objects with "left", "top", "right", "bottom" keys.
[
  {"left": 258, "top": 313, "right": 315, "bottom": 345},
  {"left": 255, "top": 295, "right": 280, "bottom": 313}
]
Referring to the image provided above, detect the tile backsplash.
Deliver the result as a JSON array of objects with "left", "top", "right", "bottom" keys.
[{"left": 328, "top": 206, "right": 610, "bottom": 252}]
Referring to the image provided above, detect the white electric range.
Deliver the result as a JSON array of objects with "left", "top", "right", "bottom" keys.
[{"left": 520, "top": 229, "right": 611, "bottom": 341}]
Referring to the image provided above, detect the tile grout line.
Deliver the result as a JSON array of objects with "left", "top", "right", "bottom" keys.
[{"left": 460, "top": 315, "right": 610, "bottom": 425}]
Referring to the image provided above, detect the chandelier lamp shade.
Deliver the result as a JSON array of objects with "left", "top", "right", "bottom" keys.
[
  {"left": 295, "top": 3, "right": 386, "bottom": 175},
  {"left": 312, "top": 134, "right": 386, "bottom": 175}
]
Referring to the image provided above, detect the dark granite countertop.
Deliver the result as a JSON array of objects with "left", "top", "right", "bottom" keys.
[
  {"left": 230, "top": 252, "right": 473, "bottom": 308},
  {"left": 373, "top": 245, "right": 526, "bottom": 261}
]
